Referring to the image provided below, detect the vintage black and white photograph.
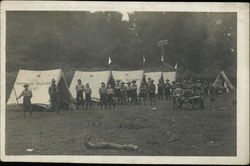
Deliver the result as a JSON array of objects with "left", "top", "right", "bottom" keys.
[{"left": 0, "top": 1, "right": 249, "bottom": 165}]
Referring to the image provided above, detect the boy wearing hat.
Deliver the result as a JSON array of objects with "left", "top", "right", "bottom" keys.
[
  {"left": 209, "top": 82, "right": 215, "bottom": 101},
  {"left": 85, "top": 83, "right": 92, "bottom": 109},
  {"left": 114, "top": 80, "right": 121, "bottom": 105},
  {"left": 164, "top": 79, "right": 171, "bottom": 101},
  {"left": 139, "top": 80, "right": 147, "bottom": 105},
  {"left": 126, "top": 82, "right": 132, "bottom": 103},
  {"left": 187, "top": 80, "right": 193, "bottom": 90},
  {"left": 172, "top": 82, "right": 184, "bottom": 110},
  {"left": 17, "top": 83, "right": 33, "bottom": 116},
  {"left": 99, "top": 82, "right": 107, "bottom": 109},
  {"left": 106, "top": 83, "right": 116, "bottom": 109},
  {"left": 157, "top": 79, "right": 164, "bottom": 100},
  {"left": 49, "top": 78, "right": 60, "bottom": 113},
  {"left": 120, "top": 82, "right": 127, "bottom": 104},
  {"left": 203, "top": 81, "right": 209, "bottom": 98},
  {"left": 131, "top": 80, "right": 138, "bottom": 104},
  {"left": 146, "top": 77, "right": 151, "bottom": 99},
  {"left": 148, "top": 80, "right": 156, "bottom": 105},
  {"left": 75, "top": 79, "right": 85, "bottom": 109}
]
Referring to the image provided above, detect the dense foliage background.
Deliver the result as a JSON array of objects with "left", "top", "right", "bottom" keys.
[
  {"left": 6, "top": 11, "right": 236, "bottom": 75},
  {"left": 6, "top": 11, "right": 237, "bottom": 100}
]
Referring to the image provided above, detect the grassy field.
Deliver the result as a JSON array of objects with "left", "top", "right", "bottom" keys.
[{"left": 5, "top": 94, "right": 236, "bottom": 156}]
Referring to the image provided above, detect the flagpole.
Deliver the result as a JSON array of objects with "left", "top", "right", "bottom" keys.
[
  {"left": 175, "top": 63, "right": 178, "bottom": 82},
  {"left": 142, "top": 54, "right": 145, "bottom": 69},
  {"left": 161, "top": 56, "right": 164, "bottom": 99},
  {"left": 108, "top": 57, "right": 112, "bottom": 72}
]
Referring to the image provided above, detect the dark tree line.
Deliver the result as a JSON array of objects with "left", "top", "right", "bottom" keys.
[{"left": 6, "top": 11, "right": 236, "bottom": 76}]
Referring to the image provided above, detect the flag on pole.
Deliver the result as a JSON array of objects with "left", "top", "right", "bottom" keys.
[
  {"left": 161, "top": 55, "right": 164, "bottom": 62},
  {"left": 175, "top": 63, "right": 178, "bottom": 70},
  {"left": 143, "top": 55, "right": 145, "bottom": 63},
  {"left": 108, "top": 57, "right": 111, "bottom": 65}
]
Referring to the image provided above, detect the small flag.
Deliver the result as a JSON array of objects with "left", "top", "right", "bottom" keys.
[
  {"left": 108, "top": 57, "right": 111, "bottom": 65},
  {"left": 175, "top": 63, "right": 177, "bottom": 70},
  {"left": 143, "top": 55, "right": 145, "bottom": 63},
  {"left": 161, "top": 55, "right": 164, "bottom": 62}
]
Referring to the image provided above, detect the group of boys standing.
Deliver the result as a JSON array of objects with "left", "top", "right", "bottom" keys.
[
  {"left": 74, "top": 78, "right": 159, "bottom": 110},
  {"left": 17, "top": 76, "right": 218, "bottom": 115},
  {"left": 97, "top": 78, "right": 159, "bottom": 108}
]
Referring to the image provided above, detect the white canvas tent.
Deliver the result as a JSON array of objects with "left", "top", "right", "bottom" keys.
[
  {"left": 7, "top": 69, "right": 73, "bottom": 108},
  {"left": 163, "top": 72, "right": 177, "bottom": 83},
  {"left": 213, "top": 71, "right": 235, "bottom": 93},
  {"left": 112, "top": 70, "right": 144, "bottom": 94},
  {"left": 69, "top": 71, "right": 112, "bottom": 101},
  {"left": 145, "top": 72, "right": 163, "bottom": 94}
]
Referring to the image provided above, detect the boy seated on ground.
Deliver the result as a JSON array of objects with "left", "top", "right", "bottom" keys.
[{"left": 172, "top": 83, "right": 184, "bottom": 110}]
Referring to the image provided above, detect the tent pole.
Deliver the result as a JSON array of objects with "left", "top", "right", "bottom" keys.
[{"left": 13, "top": 87, "right": 24, "bottom": 118}]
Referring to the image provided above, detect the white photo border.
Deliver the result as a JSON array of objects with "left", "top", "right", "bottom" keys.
[{"left": 0, "top": 1, "right": 249, "bottom": 164}]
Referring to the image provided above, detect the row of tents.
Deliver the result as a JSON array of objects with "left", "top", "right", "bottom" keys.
[{"left": 7, "top": 69, "right": 177, "bottom": 107}]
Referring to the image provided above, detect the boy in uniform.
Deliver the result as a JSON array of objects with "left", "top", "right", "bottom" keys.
[
  {"left": 164, "top": 79, "right": 171, "bottom": 101},
  {"left": 186, "top": 80, "right": 193, "bottom": 90},
  {"left": 75, "top": 79, "right": 85, "bottom": 109},
  {"left": 114, "top": 80, "right": 121, "bottom": 105},
  {"left": 106, "top": 83, "right": 115, "bottom": 109},
  {"left": 131, "top": 80, "right": 138, "bottom": 104},
  {"left": 120, "top": 82, "right": 127, "bottom": 104},
  {"left": 157, "top": 79, "right": 164, "bottom": 99},
  {"left": 148, "top": 80, "right": 156, "bottom": 105},
  {"left": 138, "top": 80, "right": 147, "bottom": 105},
  {"left": 209, "top": 82, "right": 215, "bottom": 102},
  {"left": 172, "top": 83, "right": 184, "bottom": 110},
  {"left": 126, "top": 82, "right": 132, "bottom": 103},
  {"left": 170, "top": 81, "right": 177, "bottom": 98},
  {"left": 85, "top": 83, "right": 92, "bottom": 109},
  {"left": 99, "top": 82, "right": 107, "bottom": 109},
  {"left": 17, "top": 83, "right": 33, "bottom": 116},
  {"left": 49, "top": 79, "right": 60, "bottom": 113},
  {"left": 203, "top": 81, "right": 209, "bottom": 98},
  {"left": 146, "top": 77, "right": 151, "bottom": 99}
]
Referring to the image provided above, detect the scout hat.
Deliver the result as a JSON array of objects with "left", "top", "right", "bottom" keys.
[
  {"left": 121, "top": 82, "right": 125, "bottom": 84},
  {"left": 116, "top": 80, "right": 121, "bottom": 82},
  {"left": 127, "top": 82, "right": 131, "bottom": 84},
  {"left": 23, "top": 83, "right": 29, "bottom": 87},
  {"left": 176, "top": 82, "right": 181, "bottom": 86},
  {"left": 132, "top": 80, "right": 136, "bottom": 83}
]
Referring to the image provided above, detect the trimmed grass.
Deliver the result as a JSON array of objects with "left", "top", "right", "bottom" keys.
[{"left": 6, "top": 95, "right": 236, "bottom": 156}]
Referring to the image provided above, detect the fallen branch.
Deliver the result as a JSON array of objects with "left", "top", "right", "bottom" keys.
[{"left": 84, "top": 141, "right": 139, "bottom": 151}]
